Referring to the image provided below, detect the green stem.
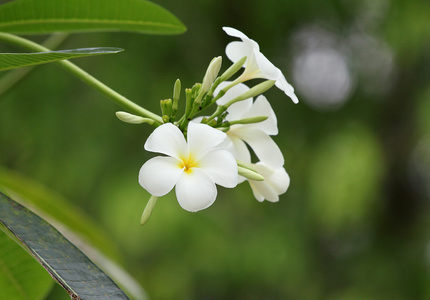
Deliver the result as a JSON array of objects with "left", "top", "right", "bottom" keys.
[{"left": 0, "top": 32, "right": 162, "bottom": 124}]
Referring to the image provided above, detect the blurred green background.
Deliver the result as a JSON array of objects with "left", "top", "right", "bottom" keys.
[{"left": 1, "top": 0, "right": 430, "bottom": 299}]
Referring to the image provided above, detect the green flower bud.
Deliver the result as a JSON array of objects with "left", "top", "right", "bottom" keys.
[
  {"left": 140, "top": 195, "right": 158, "bottom": 226},
  {"left": 238, "top": 166, "right": 265, "bottom": 181},
  {"left": 171, "top": 79, "right": 181, "bottom": 121},
  {"left": 115, "top": 111, "right": 155, "bottom": 125},
  {"left": 228, "top": 116, "right": 268, "bottom": 125},
  {"left": 160, "top": 99, "right": 172, "bottom": 117},
  {"left": 219, "top": 56, "right": 247, "bottom": 82},
  {"left": 201, "top": 56, "right": 222, "bottom": 95},
  {"left": 225, "top": 80, "right": 276, "bottom": 108}
]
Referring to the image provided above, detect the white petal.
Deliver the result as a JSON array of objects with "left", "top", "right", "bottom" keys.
[
  {"left": 175, "top": 169, "right": 217, "bottom": 212},
  {"left": 225, "top": 41, "right": 250, "bottom": 65},
  {"left": 254, "top": 50, "right": 282, "bottom": 80},
  {"left": 198, "top": 149, "right": 238, "bottom": 188},
  {"left": 241, "top": 95, "right": 278, "bottom": 135},
  {"left": 275, "top": 75, "right": 299, "bottom": 104},
  {"left": 225, "top": 132, "right": 251, "bottom": 163},
  {"left": 234, "top": 128, "right": 284, "bottom": 167},
  {"left": 226, "top": 98, "right": 253, "bottom": 121},
  {"left": 249, "top": 163, "right": 290, "bottom": 202},
  {"left": 223, "top": 27, "right": 260, "bottom": 51},
  {"left": 187, "top": 122, "right": 226, "bottom": 156},
  {"left": 223, "top": 27, "right": 250, "bottom": 40},
  {"left": 249, "top": 180, "right": 279, "bottom": 202},
  {"left": 139, "top": 156, "right": 183, "bottom": 197},
  {"left": 215, "top": 82, "right": 251, "bottom": 113},
  {"left": 144, "top": 123, "right": 187, "bottom": 159}
]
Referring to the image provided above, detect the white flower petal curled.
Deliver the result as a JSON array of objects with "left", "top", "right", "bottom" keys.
[
  {"left": 239, "top": 95, "right": 278, "bottom": 135},
  {"left": 223, "top": 26, "right": 299, "bottom": 104},
  {"left": 213, "top": 83, "right": 283, "bottom": 166},
  {"left": 233, "top": 127, "right": 284, "bottom": 167},
  {"left": 139, "top": 122, "right": 238, "bottom": 212},
  {"left": 249, "top": 162, "right": 290, "bottom": 202}
]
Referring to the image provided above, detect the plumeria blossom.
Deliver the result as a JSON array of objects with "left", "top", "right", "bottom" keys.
[
  {"left": 139, "top": 122, "right": 238, "bottom": 212},
  {"left": 248, "top": 162, "right": 290, "bottom": 202},
  {"left": 223, "top": 26, "right": 299, "bottom": 104},
  {"left": 215, "top": 82, "right": 284, "bottom": 169}
]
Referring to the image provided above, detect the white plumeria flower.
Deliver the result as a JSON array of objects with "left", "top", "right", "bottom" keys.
[
  {"left": 215, "top": 82, "right": 284, "bottom": 169},
  {"left": 248, "top": 162, "right": 290, "bottom": 202},
  {"left": 139, "top": 122, "right": 238, "bottom": 212},
  {"left": 223, "top": 26, "right": 299, "bottom": 104}
]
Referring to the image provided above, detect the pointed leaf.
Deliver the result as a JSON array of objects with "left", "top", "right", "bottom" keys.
[
  {"left": 0, "top": 166, "right": 147, "bottom": 300},
  {"left": 0, "top": 192, "right": 130, "bottom": 300},
  {"left": 0, "top": 47, "right": 123, "bottom": 71},
  {"left": 0, "top": 230, "right": 54, "bottom": 300},
  {"left": 0, "top": 0, "right": 186, "bottom": 35}
]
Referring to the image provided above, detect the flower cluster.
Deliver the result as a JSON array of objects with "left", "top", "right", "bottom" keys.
[{"left": 117, "top": 27, "right": 298, "bottom": 224}]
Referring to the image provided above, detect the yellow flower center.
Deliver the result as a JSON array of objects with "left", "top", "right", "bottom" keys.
[{"left": 178, "top": 154, "right": 199, "bottom": 174}]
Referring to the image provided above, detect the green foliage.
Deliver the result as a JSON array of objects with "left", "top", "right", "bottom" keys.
[
  {"left": 0, "top": 230, "right": 53, "bottom": 300},
  {"left": 0, "top": 166, "right": 146, "bottom": 300},
  {"left": 309, "top": 125, "right": 384, "bottom": 234},
  {"left": 0, "top": 0, "right": 186, "bottom": 35},
  {"left": 0, "top": 192, "right": 130, "bottom": 300},
  {"left": 0, "top": 47, "right": 123, "bottom": 71}
]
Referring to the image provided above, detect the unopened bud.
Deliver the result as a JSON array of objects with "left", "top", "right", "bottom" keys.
[
  {"left": 201, "top": 56, "right": 222, "bottom": 95},
  {"left": 116, "top": 111, "right": 155, "bottom": 125},
  {"left": 172, "top": 79, "right": 181, "bottom": 111},
  {"left": 140, "top": 195, "right": 158, "bottom": 226},
  {"left": 228, "top": 116, "right": 268, "bottom": 125},
  {"left": 225, "top": 80, "right": 276, "bottom": 108},
  {"left": 220, "top": 56, "right": 247, "bottom": 82},
  {"left": 238, "top": 166, "right": 264, "bottom": 181},
  {"left": 160, "top": 99, "right": 172, "bottom": 117}
]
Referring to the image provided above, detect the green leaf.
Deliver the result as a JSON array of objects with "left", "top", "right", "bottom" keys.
[
  {"left": 0, "top": 166, "right": 147, "bottom": 300},
  {"left": 0, "top": 192, "right": 131, "bottom": 300},
  {"left": 0, "top": 47, "right": 123, "bottom": 71},
  {"left": 0, "top": 0, "right": 186, "bottom": 35},
  {"left": 0, "top": 230, "right": 54, "bottom": 300}
]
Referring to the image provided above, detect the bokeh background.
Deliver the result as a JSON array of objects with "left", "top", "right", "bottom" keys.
[{"left": 1, "top": 0, "right": 430, "bottom": 299}]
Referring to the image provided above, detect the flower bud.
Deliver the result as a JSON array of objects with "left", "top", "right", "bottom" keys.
[
  {"left": 219, "top": 56, "right": 247, "bottom": 82},
  {"left": 172, "top": 79, "right": 181, "bottom": 120},
  {"left": 228, "top": 116, "right": 268, "bottom": 125},
  {"left": 140, "top": 195, "right": 158, "bottom": 226},
  {"left": 160, "top": 99, "right": 172, "bottom": 117},
  {"left": 224, "top": 80, "right": 276, "bottom": 108},
  {"left": 201, "top": 56, "right": 222, "bottom": 95},
  {"left": 238, "top": 166, "right": 264, "bottom": 181},
  {"left": 116, "top": 111, "right": 155, "bottom": 125}
]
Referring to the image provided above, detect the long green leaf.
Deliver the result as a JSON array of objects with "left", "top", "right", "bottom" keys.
[
  {"left": 0, "top": 192, "right": 130, "bottom": 300},
  {"left": 0, "top": 230, "right": 54, "bottom": 300},
  {"left": 0, "top": 0, "right": 186, "bottom": 35},
  {"left": 0, "top": 47, "right": 123, "bottom": 71},
  {"left": 0, "top": 166, "right": 147, "bottom": 300}
]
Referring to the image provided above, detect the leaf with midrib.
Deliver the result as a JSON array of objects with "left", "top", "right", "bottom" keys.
[
  {"left": 0, "top": 192, "right": 130, "bottom": 300},
  {"left": 0, "top": 0, "right": 186, "bottom": 35},
  {"left": 0, "top": 47, "right": 123, "bottom": 71}
]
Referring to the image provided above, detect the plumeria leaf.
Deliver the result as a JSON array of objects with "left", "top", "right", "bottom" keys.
[
  {"left": 0, "top": 47, "right": 123, "bottom": 71},
  {"left": 0, "top": 0, "right": 186, "bottom": 35},
  {"left": 0, "top": 192, "right": 131, "bottom": 300},
  {"left": 0, "top": 166, "right": 147, "bottom": 300},
  {"left": 0, "top": 230, "right": 54, "bottom": 300}
]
